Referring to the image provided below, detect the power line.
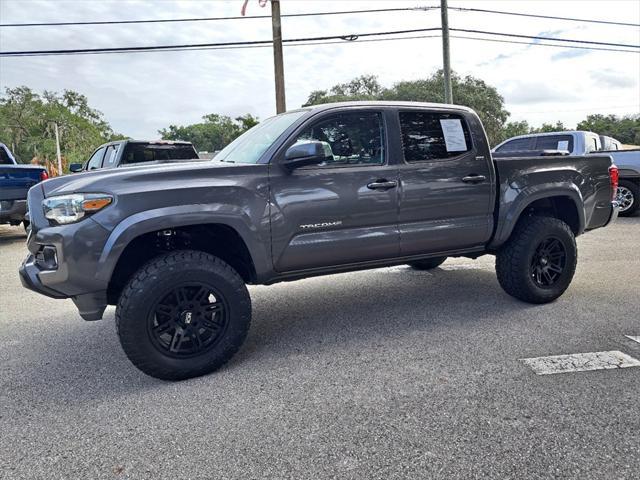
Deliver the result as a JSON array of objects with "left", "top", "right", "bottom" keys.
[
  {"left": 0, "top": 6, "right": 437, "bottom": 27},
  {"left": 449, "top": 35, "right": 639, "bottom": 54},
  {"left": 450, "top": 6, "right": 640, "bottom": 28},
  {"left": 2, "top": 26, "right": 637, "bottom": 58},
  {"left": 450, "top": 28, "right": 640, "bottom": 49},
  {"left": 0, "top": 28, "right": 443, "bottom": 56}
]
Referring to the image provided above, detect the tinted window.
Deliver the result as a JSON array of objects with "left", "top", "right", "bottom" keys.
[
  {"left": 496, "top": 137, "right": 534, "bottom": 152},
  {"left": 122, "top": 144, "right": 198, "bottom": 165},
  {"left": 534, "top": 135, "right": 573, "bottom": 152},
  {"left": 103, "top": 144, "right": 120, "bottom": 168},
  {"left": 399, "top": 111, "right": 472, "bottom": 162},
  {"left": 0, "top": 147, "right": 13, "bottom": 164},
  {"left": 294, "top": 111, "right": 385, "bottom": 166},
  {"left": 87, "top": 147, "right": 106, "bottom": 170}
]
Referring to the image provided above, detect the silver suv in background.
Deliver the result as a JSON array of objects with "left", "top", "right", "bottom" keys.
[{"left": 492, "top": 130, "right": 602, "bottom": 156}]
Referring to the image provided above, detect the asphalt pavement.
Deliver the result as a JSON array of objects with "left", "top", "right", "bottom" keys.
[{"left": 0, "top": 216, "right": 638, "bottom": 479}]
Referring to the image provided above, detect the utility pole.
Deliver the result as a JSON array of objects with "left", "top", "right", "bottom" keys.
[
  {"left": 54, "top": 122, "right": 62, "bottom": 175},
  {"left": 440, "top": 0, "right": 453, "bottom": 104},
  {"left": 271, "top": 0, "right": 286, "bottom": 113}
]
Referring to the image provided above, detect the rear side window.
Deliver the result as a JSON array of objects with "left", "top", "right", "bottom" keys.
[
  {"left": 122, "top": 144, "right": 198, "bottom": 164},
  {"left": 495, "top": 137, "right": 534, "bottom": 152},
  {"left": 534, "top": 135, "right": 574, "bottom": 152},
  {"left": 399, "top": 111, "right": 472, "bottom": 162}
]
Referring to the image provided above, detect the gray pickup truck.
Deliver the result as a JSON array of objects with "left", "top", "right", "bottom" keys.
[{"left": 19, "top": 102, "right": 618, "bottom": 380}]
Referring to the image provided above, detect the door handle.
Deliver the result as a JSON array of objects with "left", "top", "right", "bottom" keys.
[
  {"left": 367, "top": 180, "right": 398, "bottom": 190},
  {"left": 461, "top": 175, "right": 487, "bottom": 184}
]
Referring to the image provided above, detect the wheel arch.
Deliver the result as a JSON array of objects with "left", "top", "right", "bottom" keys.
[{"left": 491, "top": 186, "right": 584, "bottom": 248}]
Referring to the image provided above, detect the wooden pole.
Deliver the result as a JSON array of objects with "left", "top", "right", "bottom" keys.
[
  {"left": 271, "top": 0, "right": 286, "bottom": 113},
  {"left": 441, "top": 0, "right": 453, "bottom": 104}
]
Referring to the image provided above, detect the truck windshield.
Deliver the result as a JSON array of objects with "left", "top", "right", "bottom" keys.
[{"left": 216, "top": 110, "right": 307, "bottom": 164}]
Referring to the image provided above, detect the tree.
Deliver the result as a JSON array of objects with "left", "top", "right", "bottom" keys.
[
  {"left": 302, "top": 71, "right": 510, "bottom": 145},
  {"left": 577, "top": 114, "right": 640, "bottom": 145},
  {"left": 533, "top": 121, "right": 566, "bottom": 133},
  {"left": 0, "top": 86, "right": 123, "bottom": 171},
  {"left": 302, "top": 74, "right": 384, "bottom": 105},
  {"left": 159, "top": 113, "right": 259, "bottom": 152},
  {"left": 500, "top": 121, "right": 531, "bottom": 141}
]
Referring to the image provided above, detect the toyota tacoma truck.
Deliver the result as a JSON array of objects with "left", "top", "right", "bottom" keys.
[
  {"left": 19, "top": 102, "right": 619, "bottom": 380},
  {"left": 1, "top": 143, "right": 48, "bottom": 228}
]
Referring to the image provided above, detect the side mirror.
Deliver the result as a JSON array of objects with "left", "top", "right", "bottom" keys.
[
  {"left": 69, "top": 163, "right": 84, "bottom": 173},
  {"left": 282, "top": 141, "right": 329, "bottom": 171}
]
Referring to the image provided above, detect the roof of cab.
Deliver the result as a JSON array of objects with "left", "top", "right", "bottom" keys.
[{"left": 293, "top": 100, "right": 476, "bottom": 114}]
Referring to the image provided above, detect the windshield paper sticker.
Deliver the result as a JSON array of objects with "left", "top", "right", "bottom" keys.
[
  {"left": 557, "top": 140, "right": 569, "bottom": 151},
  {"left": 440, "top": 119, "right": 467, "bottom": 152}
]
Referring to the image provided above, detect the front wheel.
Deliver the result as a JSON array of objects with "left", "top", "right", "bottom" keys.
[
  {"left": 116, "top": 250, "right": 251, "bottom": 380},
  {"left": 496, "top": 216, "right": 577, "bottom": 304}
]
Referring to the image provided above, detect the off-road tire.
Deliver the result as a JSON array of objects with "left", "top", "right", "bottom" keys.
[
  {"left": 496, "top": 216, "right": 577, "bottom": 304},
  {"left": 617, "top": 179, "right": 639, "bottom": 217},
  {"left": 408, "top": 257, "right": 447, "bottom": 270},
  {"left": 116, "top": 250, "right": 251, "bottom": 381}
]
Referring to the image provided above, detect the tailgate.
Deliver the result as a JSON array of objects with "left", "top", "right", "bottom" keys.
[{"left": 0, "top": 166, "right": 44, "bottom": 201}]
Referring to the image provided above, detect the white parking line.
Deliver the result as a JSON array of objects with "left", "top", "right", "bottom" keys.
[
  {"left": 521, "top": 351, "right": 640, "bottom": 375},
  {"left": 625, "top": 336, "right": 640, "bottom": 344}
]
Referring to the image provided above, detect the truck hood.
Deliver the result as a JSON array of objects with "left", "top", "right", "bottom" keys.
[{"left": 41, "top": 160, "right": 258, "bottom": 197}]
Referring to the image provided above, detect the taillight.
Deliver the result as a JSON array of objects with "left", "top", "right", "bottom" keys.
[
  {"left": 40, "top": 170, "right": 49, "bottom": 182},
  {"left": 609, "top": 164, "right": 619, "bottom": 201}
]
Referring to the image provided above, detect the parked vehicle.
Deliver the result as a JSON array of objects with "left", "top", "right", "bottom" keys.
[
  {"left": 600, "top": 135, "right": 622, "bottom": 151},
  {"left": 600, "top": 149, "right": 640, "bottom": 216},
  {"left": 69, "top": 140, "right": 199, "bottom": 172},
  {"left": 0, "top": 143, "right": 48, "bottom": 227},
  {"left": 493, "top": 131, "right": 637, "bottom": 216},
  {"left": 19, "top": 102, "right": 618, "bottom": 380},
  {"left": 492, "top": 130, "right": 602, "bottom": 157}
]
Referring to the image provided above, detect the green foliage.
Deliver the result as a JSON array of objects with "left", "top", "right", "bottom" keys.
[
  {"left": 576, "top": 114, "right": 640, "bottom": 145},
  {"left": 533, "top": 121, "right": 567, "bottom": 133},
  {"left": 159, "top": 113, "right": 259, "bottom": 152},
  {"left": 302, "top": 71, "right": 509, "bottom": 146},
  {"left": 500, "top": 120, "right": 531, "bottom": 140},
  {"left": 0, "top": 86, "right": 123, "bottom": 167}
]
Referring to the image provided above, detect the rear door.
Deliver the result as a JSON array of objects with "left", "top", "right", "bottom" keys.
[
  {"left": 396, "top": 108, "right": 494, "bottom": 255},
  {"left": 269, "top": 108, "right": 400, "bottom": 272}
]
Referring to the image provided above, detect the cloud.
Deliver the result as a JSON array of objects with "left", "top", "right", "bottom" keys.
[
  {"left": 590, "top": 69, "right": 637, "bottom": 88},
  {"left": 501, "top": 81, "right": 581, "bottom": 105},
  {"left": 551, "top": 49, "right": 591, "bottom": 61}
]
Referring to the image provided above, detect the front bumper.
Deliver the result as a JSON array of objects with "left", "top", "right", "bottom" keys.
[
  {"left": 19, "top": 255, "right": 107, "bottom": 320},
  {"left": 0, "top": 199, "right": 27, "bottom": 224}
]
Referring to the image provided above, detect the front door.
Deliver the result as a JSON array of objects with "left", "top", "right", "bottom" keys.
[
  {"left": 269, "top": 109, "right": 400, "bottom": 272},
  {"left": 396, "top": 109, "right": 495, "bottom": 255}
]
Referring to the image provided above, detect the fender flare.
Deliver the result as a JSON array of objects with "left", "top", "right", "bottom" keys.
[
  {"left": 94, "top": 204, "right": 271, "bottom": 283},
  {"left": 490, "top": 183, "right": 585, "bottom": 249}
]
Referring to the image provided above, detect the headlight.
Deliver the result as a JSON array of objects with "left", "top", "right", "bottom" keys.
[{"left": 43, "top": 193, "right": 113, "bottom": 225}]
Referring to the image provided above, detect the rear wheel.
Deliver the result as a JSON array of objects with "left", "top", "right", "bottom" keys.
[
  {"left": 496, "top": 216, "right": 577, "bottom": 304},
  {"left": 617, "top": 180, "right": 639, "bottom": 217},
  {"left": 116, "top": 250, "right": 251, "bottom": 380},
  {"left": 408, "top": 256, "right": 447, "bottom": 270}
]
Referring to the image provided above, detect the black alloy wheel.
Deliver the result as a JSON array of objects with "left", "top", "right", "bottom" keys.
[
  {"left": 148, "top": 283, "right": 229, "bottom": 358},
  {"left": 529, "top": 237, "right": 567, "bottom": 288}
]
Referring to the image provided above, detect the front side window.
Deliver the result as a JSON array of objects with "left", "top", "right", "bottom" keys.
[
  {"left": 534, "top": 135, "right": 574, "bottom": 152},
  {"left": 399, "top": 111, "right": 472, "bottom": 162},
  {"left": 87, "top": 147, "right": 106, "bottom": 170},
  {"left": 293, "top": 111, "right": 385, "bottom": 167}
]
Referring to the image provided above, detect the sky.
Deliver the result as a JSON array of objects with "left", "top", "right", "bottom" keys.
[{"left": 1, "top": 0, "right": 639, "bottom": 138}]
